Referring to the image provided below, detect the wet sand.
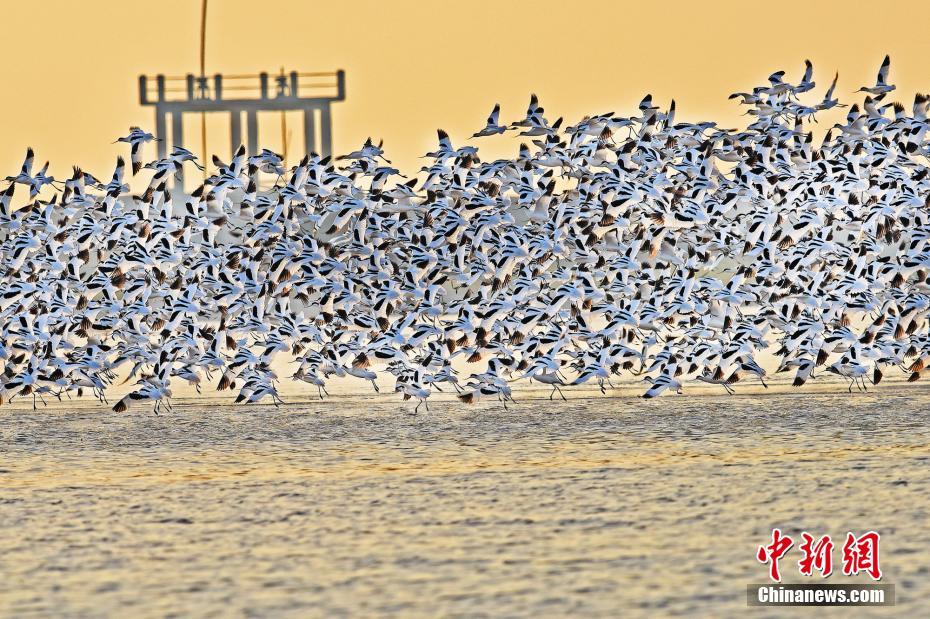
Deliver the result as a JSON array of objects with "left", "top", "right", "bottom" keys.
[{"left": 1, "top": 387, "right": 928, "bottom": 617}]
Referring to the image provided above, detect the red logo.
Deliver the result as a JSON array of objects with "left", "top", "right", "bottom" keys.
[
  {"left": 798, "top": 533, "right": 834, "bottom": 577},
  {"left": 758, "top": 530, "right": 882, "bottom": 581},
  {"left": 757, "top": 528, "right": 794, "bottom": 582},
  {"left": 842, "top": 531, "right": 882, "bottom": 580}
]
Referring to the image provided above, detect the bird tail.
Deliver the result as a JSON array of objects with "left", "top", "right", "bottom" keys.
[
  {"left": 217, "top": 372, "right": 233, "bottom": 391},
  {"left": 816, "top": 349, "right": 829, "bottom": 366},
  {"left": 113, "top": 397, "right": 129, "bottom": 413}
]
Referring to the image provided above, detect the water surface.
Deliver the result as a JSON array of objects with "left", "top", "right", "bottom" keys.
[{"left": 2, "top": 387, "right": 928, "bottom": 617}]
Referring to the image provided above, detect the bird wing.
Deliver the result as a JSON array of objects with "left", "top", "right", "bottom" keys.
[
  {"left": 0, "top": 183, "right": 13, "bottom": 218},
  {"left": 825, "top": 72, "right": 839, "bottom": 100},
  {"left": 802, "top": 59, "right": 813, "bottom": 83},
  {"left": 130, "top": 142, "right": 143, "bottom": 175},
  {"left": 877, "top": 54, "right": 890, "bottom": 85},
  {"left": 21, "top": 147, "right": 34, "bottom": 176}
]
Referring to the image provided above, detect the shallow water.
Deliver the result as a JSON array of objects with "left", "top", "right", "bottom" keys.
[{"left": 1, "top": 387, "right": 929, "bottom": 618}]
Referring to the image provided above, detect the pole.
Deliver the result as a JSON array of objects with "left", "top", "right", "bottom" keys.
[
  {"left": 172, "top": 112, "right": 185, "bottom": 190},
  {"left": 199, "top": 0, "right": 208, "bottom": 178},
  {"left": 155, "top": 105, "right": 167, "bottom": 160},
  {"left": 230, "top": 110, "right": 241, "bottom": 156},
  {"left": 320, "top": 105, "right": 332, "bottom": 158},
  {"left": 304, "top": 108, "right": 316, "bottom": 156},
  {"left": 247, "top": 110, "right": 258, "bottom": 156},
  {"left": 280, "top": 67, "right": 288, "bottom": 166}
]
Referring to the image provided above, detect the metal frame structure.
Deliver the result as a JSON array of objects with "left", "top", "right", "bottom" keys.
[{"left": 138, "top": 70, "right": 345, "bottom": 166}]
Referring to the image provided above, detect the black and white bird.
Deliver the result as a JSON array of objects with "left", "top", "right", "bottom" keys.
[
  {"left": 116, "top": 127, "right": 159, "bottom": 175},
  {"left": 0, "top": 55, "right": 925, "bottom": 415}
]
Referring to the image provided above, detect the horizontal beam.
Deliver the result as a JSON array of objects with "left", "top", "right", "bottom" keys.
[
  {"left": 139, "top": 71, "right": 345, "bottom": 105},
  {"left": 140, "top": 98, "right": 340, "bottom": 112}
]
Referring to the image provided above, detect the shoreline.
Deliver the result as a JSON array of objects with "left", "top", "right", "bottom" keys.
[{"left": 0, "top": 375, "right": 926, "bottom": 414}]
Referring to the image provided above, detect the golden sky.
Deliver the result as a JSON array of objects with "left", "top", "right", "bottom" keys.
[{"left": 2, "top": 0, "right": 930, "bottom": 178}]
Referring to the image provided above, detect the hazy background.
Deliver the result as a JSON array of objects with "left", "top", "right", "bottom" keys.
[{"left": 2, "top": 0, "right": 930, "bottom": 177}]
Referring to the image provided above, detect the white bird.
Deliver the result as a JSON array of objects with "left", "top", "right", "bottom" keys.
[
  {"left": 0, "top": 55, "right": 927, "bottom": 417},
  {"left": 115, "top": 127, "right": 159, "bottom": 175},
  {"left": 472, "top": 103, "right": 507, "bottom": 138},
  {"left": 857, "top": 54, "right": 896, "bottom": 98}
]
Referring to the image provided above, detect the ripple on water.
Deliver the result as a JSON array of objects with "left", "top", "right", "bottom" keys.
[{"left": 1, "top": 388, "right": 929, "bottom": 617}]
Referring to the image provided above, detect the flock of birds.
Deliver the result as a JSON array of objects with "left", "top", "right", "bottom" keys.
[{"left": 2, "top": 56, "right": 930, "bottom": 413}]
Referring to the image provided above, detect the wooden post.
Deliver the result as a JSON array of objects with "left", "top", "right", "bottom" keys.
[
  {"left": 155, "top": 104, "right": 167, "bottom": 159},
  {"left": 172, "top": 111, "right": 184, "bottom": 188},
  {"left": 320, "top": 105, "right": 332, "bottom": 158},
  {"left": 304, "top": 108, "right": 317, "bottom": 155},
  {"left": 171, "top": 111, "right": 183, "bottom": 151},
  {"left": 230, "top": 109, "right": 242, "bottom": 156},
  {"left": 246, "top": 109, "right": 258, "bottom": 155}
]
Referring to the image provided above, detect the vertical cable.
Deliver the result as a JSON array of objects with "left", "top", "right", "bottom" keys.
[{"left": 200, "top": 0, "right": 208, "bottom": 178}]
